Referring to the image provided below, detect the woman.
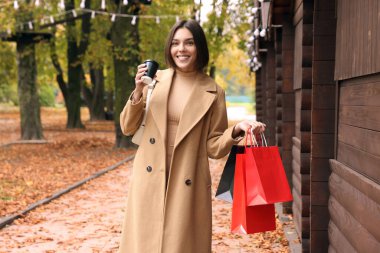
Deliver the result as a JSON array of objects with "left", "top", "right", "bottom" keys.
[{"left": 119, "top": 19, "right": 265, "bottom": 253}]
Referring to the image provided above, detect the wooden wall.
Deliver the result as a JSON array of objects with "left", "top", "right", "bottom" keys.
[
  {"left": 266, "top": 42, "right": 277, "bottom": 146},
  {"left": 292, "top": 0, "right": 313, "bottom": 251},
  {"left": 329, "top": 75, "right": 380, "bottom": 252},
  {"left": 281, "top": 15, "right": 295, "bottom": 214},
  {"left": 335, "top": 0, "right": 380, "bottom": 80},
  {"left": 310, "top": 0, "right": 336, "bottom": 251}
]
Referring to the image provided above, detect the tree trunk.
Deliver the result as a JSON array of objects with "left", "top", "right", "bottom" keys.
[
  {"left": 83, "top": 64, "right": 106, "bottom": 121},
  {"left": 16, "top": 40, "right": 43, "bottom": 140},
  {"left": 65, "top": 0, "right": 91, "bottom": 128},
  {"left": 111, "top": 3, "right": 141, "bottom": 148}
]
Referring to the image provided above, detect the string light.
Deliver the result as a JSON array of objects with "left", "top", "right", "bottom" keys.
[
  {"left": 72, "top": 10, "right": 77, "bottom": 18},
  {"left": 123, "top": 0, "right": 128, "bottom": 5},
  {"left": 13, "top": 0, "right": 19, "bottom": 10},
  {"left": 252, "top": 7, "right": 258, "bottom": 14},
  {"left": 111, "top": 14, "right": 116, "bottom": 22},
  {"left": 35, "top": 0, "right": 40, "bottom": 7},
  {"left": 259, "top": 28, "right": 266, "bottom": 37},
  {"left": 101, "top": 0, "right": 106, "bottom": 10},
  {"left": 91, "top": 11, "right": 96, "bottom": 19},
  {"left": 131, "top": 15, "right": 136, "bottom": 25},
  {"left": 156, "top": 16, "right": 160, "bottom": 24},
  {"left": 253, "top": 28, "right": 259, "bottom": 37},
  {"left": 28, "top": 21, "right": 33, "bottom": 30},
  {"left": 50, "top": 16, "right": 54, "bottom": 23},
  {"left": 58, "top": 0, "right": 65, "bottom": 10},
  {"left": 80, "top": 0, "right": 86, "bottom": 9}
]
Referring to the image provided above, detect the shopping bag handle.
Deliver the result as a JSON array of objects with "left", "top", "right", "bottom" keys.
[
  {"left": 260, "top": 132, "right": 268, "bottom": 147},
  {"left": 244, "top": 127, "right": 258, "bottom": 147}
]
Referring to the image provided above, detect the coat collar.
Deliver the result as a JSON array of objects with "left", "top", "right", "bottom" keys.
[{"left": 149, "top": 68, "right": 217, "bottom": 148}]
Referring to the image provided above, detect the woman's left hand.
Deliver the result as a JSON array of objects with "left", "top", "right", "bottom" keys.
[{"left": 232, "top": 120, "right": 266, "bottom": 138}]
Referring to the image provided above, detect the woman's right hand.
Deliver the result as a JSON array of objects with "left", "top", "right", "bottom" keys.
[{"left": 132, "top": 64, "right": 148, "bottom": 102}]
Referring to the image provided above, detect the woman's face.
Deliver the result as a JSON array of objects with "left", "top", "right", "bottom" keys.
[{"left": 170, "top": 28, "right": 197, "bottom": 72}]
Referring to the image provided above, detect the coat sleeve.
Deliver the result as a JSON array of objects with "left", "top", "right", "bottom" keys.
[
  {"left": 206, "top": 88, "right": 243, "bottom": 159},
  {"left": 119, "top": 87, "right": 148, "bottom": 136}
]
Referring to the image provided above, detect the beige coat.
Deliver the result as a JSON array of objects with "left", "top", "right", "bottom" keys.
[{"left": 119, "top": 68, "right": 241, "bottom": 253}]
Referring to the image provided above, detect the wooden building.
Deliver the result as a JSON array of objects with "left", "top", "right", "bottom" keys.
[{"left": 254, "top": 0, "right": 380, "bottom": 252}]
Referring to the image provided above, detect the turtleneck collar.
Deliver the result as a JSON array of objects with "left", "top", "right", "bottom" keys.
[{"left": 174, "top": 68, "right": 199, "bottom": 78}]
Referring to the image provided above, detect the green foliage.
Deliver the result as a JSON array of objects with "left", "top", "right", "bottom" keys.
[
  {"left": 138, "top": 0, "right": 194, "bottom": 69},
  {"left": 0, "top": 42, "right": 18, "bottom": 105},
  {"left": 39, "top": 83, "right": 56, "bottom": 106}
]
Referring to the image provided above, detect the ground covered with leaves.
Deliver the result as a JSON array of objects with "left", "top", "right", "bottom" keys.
[
  {"left": 0, "top": 107, "right": 132, "bottom": 217},
  {"left": 0, "top": 106, "right": 293, "bottom": 252}
]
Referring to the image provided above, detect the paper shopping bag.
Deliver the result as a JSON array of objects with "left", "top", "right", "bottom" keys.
[
  {"left": 215, "top": 146, "right": 238, "bottom": 203},
  {"left": 231, "top": 151, "right": 276, "bottom": 234},
  {"left": 245, "top": 133, "right": 293, "bottom": 206}
]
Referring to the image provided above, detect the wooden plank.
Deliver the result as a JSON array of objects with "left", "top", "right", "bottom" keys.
[
  {"left": 310, "top": 181, "right": 329, "bottom": 205},
  {"left": 338, "top": 123, "right": 380, "bottom": 157},
  {"left": 292, "top": 183, "right": 310, "bottom": 217},
  {"left": 292, "top": 197, "right": 302, "bottom": 237},
  {"left": 312, "top": 61, "right": 335, "bottom": 85},
  {"left": 311, "top": 109, "right": 335, "bottom": 133},
  {"left": 330, "top": 172, "right": 380, "bottom": 241},
  {"left": 377, "top": 0, "right": 380, "bottom": 72},
  {"left": 310, "top": 230, "right": 329, "bottom": 253},
  {"left": 337, "top": 141, "right": 380, "bottom": 183},
  {"left": 310, "top": 205, "right": 329, "bottom": 230},
  {"left": 329, "top": 196, "right": 380, "bottom": 252},
  {"left": 311, "top": 133, "right": 335, "bottom": 158},
  {"left": 293, "top": 1, "right": 303, "bottom": 26},
  {"left": 292, "top": 143, "right": 310, "bottom": 174},
  {"left": 313, "top": 35, "right": 336, "bottom": 61},
  {"left": 313, "top": 10, "right": 336, "bottom": 36},
  {"left": 339, "top": 105, "right": 380, "bottom": 131},
  {"left": 340, "top": 80, "right": 380, "bottom": 106},
  {"left": 328, "top": 221, "right": 356, "bottom": 253},
  {"left": 301, "top": 131, "right": 311, "bottom": 153},
  {"left": 281, "top": 123, "right": 294, "bottom": 149},
  {"left": 311, "top": 158, "right": 331, "bottom": 181},
  {"left": 302, "top": 67, "right": 313, "bottom": 89},
  {"left": 330, "top": 159, "right": 380, "bottom": 213},
  {"left": 312, "top": 85, "right": 336, "bottom": 109},
  {"left": 300, "top": 110, "right": 311, "bottom": 131}
]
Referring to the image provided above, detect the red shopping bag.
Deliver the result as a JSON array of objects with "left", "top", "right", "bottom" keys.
[
  {"left": 231, "top": 148, "right": 276, "bottom": 234},
  {"left": 245, "top": 132, "right": 293, "bottom": 206}
]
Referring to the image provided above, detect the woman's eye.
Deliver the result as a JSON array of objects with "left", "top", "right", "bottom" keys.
[
  {"left": 171, "top": 42, "right": 179, "bottom": 46},
  {"left": 186, "top": 41, "right": 194, "bottom": 46}
]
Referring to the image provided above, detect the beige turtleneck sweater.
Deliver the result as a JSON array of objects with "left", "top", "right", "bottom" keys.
[{"left": 166, "top": 69, "right": 198, "bottom": 178}]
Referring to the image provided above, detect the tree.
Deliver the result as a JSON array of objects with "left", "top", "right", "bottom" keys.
[{"left": 14, "top": 1, "right": 44, "bottom": 140}]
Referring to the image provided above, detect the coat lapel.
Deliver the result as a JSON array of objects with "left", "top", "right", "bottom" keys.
[
  {"left": 149, "top": 69, "right": 174, "bottom": 143},
  {"left": 174, "top": 72, "right": 216, "bottom": 148}
]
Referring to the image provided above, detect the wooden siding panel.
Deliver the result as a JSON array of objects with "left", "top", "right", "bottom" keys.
[
  {"left": 339, "top": 105, "right": 380, "bottom": 131},
  {"left": 330, "top": 172, "right": 380, "bottom": 241},
  {"left": 337, "top": 141, "right": 380, "bottom": 183},
  {"left": 329, "top": 196, "right": 380, "bottom": 252},
  {"left": 328, "top": 221, "right": 356, "bottom": 253},
  {"left": 311, "top": 109, "right": 335, "bottom": 133},
  {"left": 330, "top": 159, "right": 380, "bottom": 210},
  {"left": 338, "top": 123, "right": 380, "bottom": 157},
  {"left": 335, "top": 0, "right": 380, "bottom": 79},
  {"left": 312, "top": 85, "right": 336, "bottom": 109},
  {"left": 340, "top": 81, "right": 380, "bottom": 106}
]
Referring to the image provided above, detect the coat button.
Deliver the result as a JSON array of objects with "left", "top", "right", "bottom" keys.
[
  {"left": 185, "top": 179, "right": 192, "bottom": 186},
  {"left": 150, "top": 138, "right": 155, "bottom": 144},
  {"left": 146, "top": 166, "right": 152, "bottom": 172}
]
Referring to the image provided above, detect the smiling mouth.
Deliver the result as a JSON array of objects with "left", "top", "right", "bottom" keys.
[{"left": 177, "top": 55, "right": 190, "bottom": 60}]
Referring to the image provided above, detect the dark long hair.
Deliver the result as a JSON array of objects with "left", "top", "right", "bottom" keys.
[{"left": 164, "top": 19, "right": 209, "bottom": 71}]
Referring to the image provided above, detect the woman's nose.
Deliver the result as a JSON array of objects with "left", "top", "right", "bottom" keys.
[{"left": 179, "top": 43, "right": 186, "bottom": 51}]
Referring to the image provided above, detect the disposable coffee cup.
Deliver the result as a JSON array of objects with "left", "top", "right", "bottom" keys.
[{"left": 141, "top": 60, "right": 159, "bottom": 84}]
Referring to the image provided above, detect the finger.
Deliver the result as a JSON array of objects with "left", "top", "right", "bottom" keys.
[{"left": 137, "top": 64, "right": 147, "bottom": 69}]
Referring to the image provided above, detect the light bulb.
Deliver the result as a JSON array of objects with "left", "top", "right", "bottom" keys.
[
  {"left": 58, "top": 0, "right": 65, "bottom": 10},
  {"left": 131, "top": 16, "right": 137, "bottom": 25},
  {"left": 251, "top": 51, "right": 256, "bottom": 57},
  {"left": 91, "top": 11, "right": 96, "bottom": 19},
  {"left": 14, "top": 0, "right": 19, "bottom": 10},
  {"left": 249, "top": 36, "right": 254, "bottom": 42},
  {"left": 253, "top": 57, "right": 258, "bottom": 63},
  {"left": 80, "top": 0, "right": 85, "bottom": 9},
  {"left": 111, "top": 14, "right": 116, "bottom": 22},
  {"left": 28, "top": 22, "right": 33, "bottom": 30},
  {"left": 101, "top": 0, "right": 106, "bottom": 10},
  {"left": 156, "top": 16, "right": 160, "bottom": 24},
  {"left": 253, "top": 28, "right": 259, "bottom": 37},
  {"left": 72, "top": 10, "right": 77, "bottom": 18},
  {"left": 259, "top": 0, "right": 264, "bottom": 2},
  {"left": 35, "top": 0, "right": 40, "bottom": 7},
  {"left": 50, "top": 16, "right": 54, "bottom": 23},
  {"left": 123, "top": 0, "right": 128, "bottom": 5},
  {"left": 259, "top": 28, "right": 266, "bottom": 37},
  {"left": 252, "top": 7, "right": 258, "bottom": 14}
]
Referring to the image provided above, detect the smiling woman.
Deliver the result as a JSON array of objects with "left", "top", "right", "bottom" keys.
[{"left": 118, "top": 19, "right": 266, "bottom": 253}]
